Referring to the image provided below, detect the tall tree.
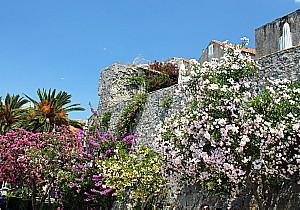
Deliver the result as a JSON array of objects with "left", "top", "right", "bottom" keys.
[
  {"left": 0, "top": 94, "right": 29, "bottom": 134},
  {"left": 24, "top": 89, "right": 85, "bottom": 132}
]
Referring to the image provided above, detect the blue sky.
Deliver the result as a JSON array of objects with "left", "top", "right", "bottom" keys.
[{"left": 0, "top": 0, "right": 299, "bottom": 120}]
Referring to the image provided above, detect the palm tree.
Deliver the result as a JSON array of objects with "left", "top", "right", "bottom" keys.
[
  {"left": 23, "top": 89, "right": 85, "bottom": 133},
  {"left": 0, "top": 94, "right": 29, "bottom": 134}
]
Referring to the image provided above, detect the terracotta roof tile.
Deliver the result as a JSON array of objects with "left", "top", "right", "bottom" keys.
[
  {"left": 211, "top": 40, "right": 256, "bottom": 54},
  {"left": 180, "top": 58, "right": 193, "bottom": 63}
]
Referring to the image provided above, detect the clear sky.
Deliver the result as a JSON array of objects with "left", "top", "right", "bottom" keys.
[{"left": 0, "top": 0, "right": 299, "bottom": 120}]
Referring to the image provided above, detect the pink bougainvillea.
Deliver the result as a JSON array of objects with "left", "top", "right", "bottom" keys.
[{"left": 0, "top": 126, "right": 84, "bottom": 209}]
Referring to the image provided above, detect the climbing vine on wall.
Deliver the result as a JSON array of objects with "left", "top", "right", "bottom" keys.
[
  {"left": 100, "top": 112, "right": 112, "bottom": 131},
  {"left": 115, "top": 93, "right": 148, "bottom": 135}
]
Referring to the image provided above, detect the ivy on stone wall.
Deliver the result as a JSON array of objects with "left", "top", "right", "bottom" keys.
[
  {"left": 100, "top": 112, "right": 112, "bottom": 131},
  {"left": 115, "top": 93, "right": 148, "bottom": 135},
  {"left": 161, "top": 95, "right": 173, "bottom": 109},
  {"left": 88, "top": 112, "right": 112, "bottom": 132},
  {"left": 126, "top": 74, "right": 146, "bottom": 89}
]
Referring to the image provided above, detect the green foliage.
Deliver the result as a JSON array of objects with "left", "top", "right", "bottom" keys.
[
  {"left": 250, "top": 82, "right": 300, "bottom": 122},
  {"left": 98, "top": 112, "right": 112, "bottom": 131},
  {"left": 23, "top": 88, "right": 85, "bottom": 133},
  {"left": 126, "top": 62, "right": 179, "bottom": 92},
  {"left": 161, "top": 95, "right": 173, "bottom": 109},
  {"left": 0, "top": 94, "right": 29, "bottom": 134},
  {"left": 115, "top": 93, "right": 148, "bottom": 135},
  {"left": 126, "top": 74, "right": 146, "bottom": 89},
  {"left": 98, "top": 146, "right": 165, "bottom": 208}
]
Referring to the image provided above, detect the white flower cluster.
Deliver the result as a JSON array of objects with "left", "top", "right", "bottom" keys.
[{"left": 155, "top": 42, "right": 300, "bottom": 197}]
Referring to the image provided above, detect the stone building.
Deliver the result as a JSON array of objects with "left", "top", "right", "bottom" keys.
[
  {"left": 198, "top": 40, "right": 256, "bottom": 64},
  {"left": 255, "top": 9, "right": 300, "bottom": 58}
]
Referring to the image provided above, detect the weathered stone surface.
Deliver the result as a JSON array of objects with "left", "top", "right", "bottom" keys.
[
  {"left": 97, "top": 63, "right": 142, "bottom": 115},
  {"left": 96, "top": 50, "right": 300, "bottom": 208},
  {"left": 250, "top": 45, "right": 300, "bottom": 94},
  {"left": 255, "top": 9, "right": 300, "bottom": 58},
  {"left": 134, "top": 84, "right": 189, "bottom": 149}
]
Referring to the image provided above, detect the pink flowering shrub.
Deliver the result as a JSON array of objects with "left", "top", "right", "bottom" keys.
[
  {"left": 126, "top": 62, "right": 179, "bottom": 92},
  {"left": 155, "top": 42, "right": 299, "bottom": 209},
  {"left": 0, "top": 112, "right": 162, "bottom": 208},
  {"left": 57, "top": 129, "right": 138, "bottom": 208},
  {"left": 147, "top": 62, "right": 179, "bottom": 92},
  {"left": 0, "top": 126, "right": 83, "bottom": 209}
]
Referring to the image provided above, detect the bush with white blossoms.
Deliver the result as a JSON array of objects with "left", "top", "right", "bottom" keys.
[
  {"left": 98, "top": 146, "right": 165, "bottom": 208},
  {"left": 155, "top": 41, "right": 299, "bottom": 209}
]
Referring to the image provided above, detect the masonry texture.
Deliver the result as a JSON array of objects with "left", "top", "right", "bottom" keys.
[
  {"left": 255, "top": 9, "right": 300, "bottom": 58},
  {"left": 96, "top": 10, "right": 300, "bottom": 209},
  {"left": 256, "top": 45, "right": 300, "bottom": 83},
  {"left": 97, "top": 63, "right": 142, "bottom": 114},
  {"left": 97, "top": 55, "right": 299, "bottom": 209}
]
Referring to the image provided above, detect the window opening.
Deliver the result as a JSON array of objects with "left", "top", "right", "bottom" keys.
[{"left": 279, "top": 22, "right": 293, "bottom": 50}]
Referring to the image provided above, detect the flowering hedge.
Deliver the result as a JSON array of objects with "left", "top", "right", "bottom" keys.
[
  {"left": 58, "top": 122, "right": 164, "bottom": 208},
  {"left": 155, "top": 42, "right": 300, "bottom": 209}
]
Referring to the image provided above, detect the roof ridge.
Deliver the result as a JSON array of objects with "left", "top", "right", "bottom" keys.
[{"left": 211, "top": 40, "right": 256, "bottom": 54}]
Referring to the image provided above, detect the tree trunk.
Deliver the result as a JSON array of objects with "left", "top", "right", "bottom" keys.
[
  {"left": 246, "top": 175, "right": 264, "bottom": 210},
  {"left": 31, "top": 179, "right": 38, "bottom": 210}
]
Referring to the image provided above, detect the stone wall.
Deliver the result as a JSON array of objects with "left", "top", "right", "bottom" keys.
[
  {"left": 98, "top": 78, "right": 189, "bottom": 149},
  {"left": 97, "top": 63, "right": 143, "bottom": 115},
  {"left": 255, "top": 9, "right": 300, "bottom": 58},
  {"left": 96, "top": 49, "right": 300, "bottom": 209},
  {"left": 256, "top": 45, "right": 300, "bottom": 83}
]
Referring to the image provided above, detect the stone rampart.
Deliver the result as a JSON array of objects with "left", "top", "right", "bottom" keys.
[
  {"left": 255, "top": 9, "right": 300, "bottom": 58},
  {"left": 97, "top": 50, "right": 300, "bottom": 209},
  {"left": 256, "top": 45, "right": 300, "bottom": 83}
]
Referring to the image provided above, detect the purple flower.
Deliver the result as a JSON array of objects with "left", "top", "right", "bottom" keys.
[
  {"left": 101, "top": 138, "right": 108, "bottom": 142},
  {"left": 91, "top": 189, "right": 98, "bottom": 193},
  {"left": 91, "top": 142, "right": 100, "bottom": 147},
  {"left": 95, "top": 181, "right": 103, "bottom": 187},
  {"left": 105, "top": 150, "right": 114, "bottom": 154},
  {"left": 100, "top": 189, "right": 111, "bottom": 195}
]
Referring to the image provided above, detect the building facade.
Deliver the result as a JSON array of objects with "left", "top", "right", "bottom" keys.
[
  {"left": 255, "top": 9, "right": 300, "bottom": 58},
  {"left": 198, "top": 40, "right": 256, "bottom": 64}
]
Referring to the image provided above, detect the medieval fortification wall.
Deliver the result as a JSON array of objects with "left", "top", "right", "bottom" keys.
[
  {"left": 96, "top": 9, "right": 300, "bottom": 209},
  {"left": 96, "top": 46, "right": 300, "bottom": 209}
]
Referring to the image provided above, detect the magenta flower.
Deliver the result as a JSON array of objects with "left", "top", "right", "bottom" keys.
[
  {"left": 100, "top": 189, "right": 111, "bottom": 195},
  {"left": 91, "top": 142, "right": 100, "bottom": 147}
]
